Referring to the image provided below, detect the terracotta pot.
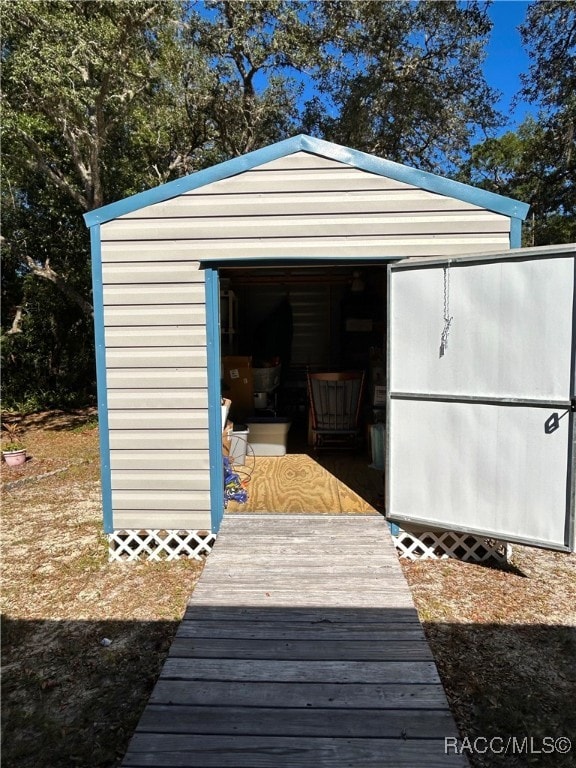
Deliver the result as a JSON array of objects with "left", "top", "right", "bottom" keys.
[{"left": 3, "top": 449, "right": 26, "bottom": 467}]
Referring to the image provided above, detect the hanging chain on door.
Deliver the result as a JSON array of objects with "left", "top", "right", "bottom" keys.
[{"left": 439, "top": 265, "right": 453, "bottom": 358}]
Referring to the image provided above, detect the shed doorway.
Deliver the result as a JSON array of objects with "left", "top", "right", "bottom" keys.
[{"left": 219, "top": 263, "right": 389, "bottom": 516}]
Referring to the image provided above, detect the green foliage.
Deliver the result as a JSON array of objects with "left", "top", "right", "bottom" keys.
[
  {"left": 518, "top": 0, "right": 576, "bottom": 244},
  {"left": 462, "top": 3, "right": 575, "bottom": 245},
  {"left": 1, "top": 0, "right": 186, "bottom": 410},
  {"left": 1, "top": 278, "right": 95, "bottom": 412},
  {"left": 303, "top": 0, "right": 501, "bottom": 173},
  {"left": 2, "top": 0, "right": 573, "bottom": 411},
  {"left": 1, "top": 421, "right": 25, "bottom": 451},
  {"left": 183, "top": 0, "right": 325, "bottom": 158}
]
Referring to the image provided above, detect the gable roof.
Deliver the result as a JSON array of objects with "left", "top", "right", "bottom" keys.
[{"left": 83, "top": 134, "right": 530, "bottom": 228}]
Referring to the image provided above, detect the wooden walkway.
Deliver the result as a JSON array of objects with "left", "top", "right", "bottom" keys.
[{"left": 122, "top": 515, "right": 467, "bottom": 767}]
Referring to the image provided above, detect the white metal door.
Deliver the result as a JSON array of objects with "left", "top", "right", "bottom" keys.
[{"left": 387, "top": 245, "right": 576, "bottom": 551}]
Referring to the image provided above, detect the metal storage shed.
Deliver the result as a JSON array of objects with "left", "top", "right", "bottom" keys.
[{"left": 84, "top": 134, "right": 575, "bottom": 559}]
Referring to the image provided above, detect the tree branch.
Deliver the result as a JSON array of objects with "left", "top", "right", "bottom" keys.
[
  {"left": 23, "top": 255, "right": 94, "bottom": 318},
  {"left": 19, "top": 132, "right": 89, "bottom": 210},
  {"left": 6, "top": 306, "right": 24, "bottom": 335}
]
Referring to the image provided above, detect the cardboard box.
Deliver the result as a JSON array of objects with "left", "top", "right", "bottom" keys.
[{"left": 222, "top": 357, "right": 254, "bottom": 420}]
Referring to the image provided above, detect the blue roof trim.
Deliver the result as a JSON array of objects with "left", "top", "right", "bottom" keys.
[
  {"left": 83, "top": 135, "right": 306, "bottom": 227},
  {"left": 90, "top": 225, "right": 114, "bottom": 534},
  {"left": 510, "top": 217, "right": 522, "bottom": 248},
  {"left": 83, "top": 134, "right": 529, "bottom": 227},
  {"left": 300, "top": 136, "right": 530, "bottom": 220}
]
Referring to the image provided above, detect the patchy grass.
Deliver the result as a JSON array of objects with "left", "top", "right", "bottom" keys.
[
  {"left": 401, "top": 553, "right": 576, "bottom": 767},
  {"left": 1, "top": 410, "right": 204, "bottom": 767},
  {"left": 2, "top": 409, "right": 575, "bottom": 767}
]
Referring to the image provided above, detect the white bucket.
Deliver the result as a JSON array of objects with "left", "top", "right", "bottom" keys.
[
  {"left": 254, "top": 392, "right": 268, "bottom": 409},
  {"left": 230, "top": 428, "right": 249, "bottom": 466}
]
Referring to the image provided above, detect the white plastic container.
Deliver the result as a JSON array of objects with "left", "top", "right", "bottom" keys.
[
  {"left": 229, "top": 427, "right": 249, "bottom": 465},
  {"left": 246, "top": 418, "right": 291, "bottom": 456}
]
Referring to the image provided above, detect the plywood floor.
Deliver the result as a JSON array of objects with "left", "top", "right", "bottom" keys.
[
  {"left": 227, "top": 452, "right": 384, "bottom": 514},
  {"left": 121, "top": 515, "right": 467, "bottom": 767}
]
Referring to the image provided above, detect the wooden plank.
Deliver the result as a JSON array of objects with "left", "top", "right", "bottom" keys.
[
  {"left": 181, "top": 605, "right": 422, "bottom": 623},
  {"left": 188, "top": 589, "right": 415, "bottom": 605},
  {"left": 192, "top": 580, "right": 412, "bottom": 594},
  {"left": 218, "top": 515, "right": 392, "bottom": 530},
  {"left": 216, "top": 519, "right": 386, "bottom": 530},
  {"left": 122, "top": 735, "right": 469, "bottom": 767},
  {"left": 120, "top": 516, "right": 465, "bottom": 768},
  {"left": 160, "top": 658, "right": 442, "bottom": 684},
  {"left": 168, "top": 638, "right": 434, "bottom": 661},
  {"left": 205, "top": 546, "right": 400, "bottom": 560},
  {"left": 203, "top": 547, "right": 400, "bottom": 561},
  {"left": 194, "top": 580, "right": 410, "bottom": 594},
  {"left": 202, "top": 556, "right": 401, "bottom": 570},
  {"left": 137, "top": 705, "right": 458, "bottom": 739},
  {"left": 200, "top": 557, "right": 404, "bottom": 570},
  {"left": 208, "top": 529, "right": 392, "bottom": 541},
  {"left": 175, "top": 620, "right": 427, "bottom": 641},
  {"left": 198, "top": 569, "right": 407, "bottom": 583},
  {"left": 149, "top": 679, "right": 450, "bottom": 709},
  {"left": 208, "top": 530, "right": 396, "bottom": 545},
  {"left": 209, "top": 533, "right": 393, "bottom": 545}
]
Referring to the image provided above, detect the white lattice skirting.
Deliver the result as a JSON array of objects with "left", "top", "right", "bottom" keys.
[
  {"left": 107, "top": 526, "right": 510, "bottom": 564},
  {"left": 392, "top": 526, "right": 512, "bottom": 563},
  {"left": 108, "top": 529, "right": 216, "bottom": 562}
]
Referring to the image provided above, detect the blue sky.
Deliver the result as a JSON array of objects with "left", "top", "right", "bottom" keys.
[
  {"left": 201, "top": 0, "right": 537, "bottom": 137},
  {"left": 485, "top": 0, "right": 535, "bottom": 131}
]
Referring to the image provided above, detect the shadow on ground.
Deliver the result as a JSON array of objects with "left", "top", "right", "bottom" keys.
[
  {"left": 1, "top": 616, "right": 177, "bottom": 768},
  {"left": 2, "top": 614, "right": 575, "bottom": 768}
]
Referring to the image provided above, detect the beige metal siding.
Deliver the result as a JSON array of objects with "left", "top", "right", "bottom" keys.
[
  {"left": 107, "top": 151, "right": 511, "bottom": 258},
  {"left": 99, "top": 243, "right": 210, "bottom": 530},
  {"left": 99, "top": 149, "right": 513, "bottom": 531}
]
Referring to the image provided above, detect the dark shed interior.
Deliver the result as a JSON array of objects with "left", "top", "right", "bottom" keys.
[{"left": 220, "top": 264, "right": 388, "bottom": 454}]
